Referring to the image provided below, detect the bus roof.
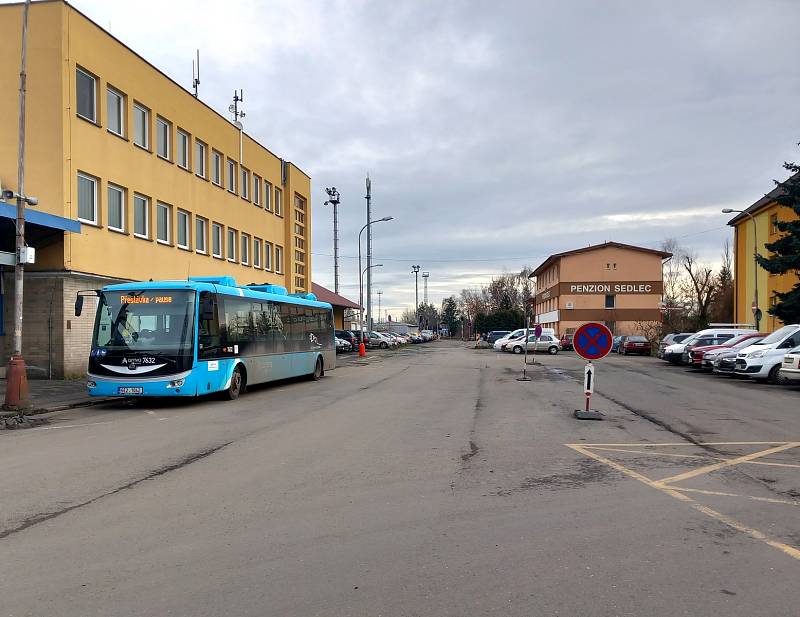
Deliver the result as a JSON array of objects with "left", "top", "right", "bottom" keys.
[{"left": 100, "top": 277, "right": 333, "bottom": 310}]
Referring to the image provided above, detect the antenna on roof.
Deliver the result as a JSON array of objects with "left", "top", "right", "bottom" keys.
[
  {"left": 192, "top": 49, "right": 200, "bottom": 98},
  {"left": 228, "top": 89, "right": 245, "bottom": 124}
]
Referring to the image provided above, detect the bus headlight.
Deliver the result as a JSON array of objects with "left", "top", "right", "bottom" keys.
[{"left": 167, "top": 378, "right": 185, "bottom": 388}]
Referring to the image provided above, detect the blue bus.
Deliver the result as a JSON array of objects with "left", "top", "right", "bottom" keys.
[{"left": 75, "top": 276, "right": 335, "bottom": 400}]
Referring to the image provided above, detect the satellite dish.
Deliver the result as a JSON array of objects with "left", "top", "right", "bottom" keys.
[{"left": 234, "top": 121, "right": 243, "bottom": 130}]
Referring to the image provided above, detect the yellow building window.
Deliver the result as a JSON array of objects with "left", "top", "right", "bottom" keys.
[{"left": 770, "top": 213, "right": 779, "bottom": 235}]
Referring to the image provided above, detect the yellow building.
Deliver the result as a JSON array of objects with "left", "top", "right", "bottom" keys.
[
  {"left": 728, "top": 178, "right": 800, "bottom": 333},
  {"left": 0, "top": 0, "right": 312, "bottom": 377}
]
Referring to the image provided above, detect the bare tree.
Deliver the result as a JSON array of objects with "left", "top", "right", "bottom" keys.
[
  {"left": 681, "top": 254, "right": 718, "bottom": 328},
  {"left": 660, "top": 237, "right": 686, "bottom": 308}
]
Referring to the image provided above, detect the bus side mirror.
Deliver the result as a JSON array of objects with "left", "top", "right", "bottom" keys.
[
  {"left": 200, "top": 294, "right": 215, "bottom": 321},
  {"left": 75, "top": 295, "right": 84, "bottom": 317}
]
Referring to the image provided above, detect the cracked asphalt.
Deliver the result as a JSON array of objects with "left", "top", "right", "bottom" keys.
[{"left": 0, "top": 341, "right": 798, "bottom": 616}]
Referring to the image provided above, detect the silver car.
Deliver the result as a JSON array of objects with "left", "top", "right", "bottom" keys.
[{"left": 506, "top": 334, "right": 560, "bottom": 355}]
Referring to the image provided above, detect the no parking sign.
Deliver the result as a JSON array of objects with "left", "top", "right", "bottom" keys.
[
  {"left": 572, "top": 322, "right": 612, "bottom": 420},
  {"left": 573, "top": 322, "right": 613, "bottom": 360}
]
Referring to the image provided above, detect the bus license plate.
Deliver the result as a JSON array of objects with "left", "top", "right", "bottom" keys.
[{"left": 118, "top": 387, "right": 143, "bottom": 395}]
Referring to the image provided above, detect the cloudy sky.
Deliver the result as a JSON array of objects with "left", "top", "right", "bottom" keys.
[{"left": 63, "top": 0, "right": 800, "bottom": 317}]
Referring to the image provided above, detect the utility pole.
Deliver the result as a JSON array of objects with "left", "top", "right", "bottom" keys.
[
  {"left": 422, "top": 271, "right": 430, "bottom": 304},
  {"left": 5, "top": 0, "right": 34, "bottom": 411},
  {"left": 412, "top": 265, "right": 420, "bottom": 319},
  {"left": 365, "top": 176, "right": 373, "bottom": 331},
  {"left": 324, "top": 187, "right": 340, "bottom": 294}
]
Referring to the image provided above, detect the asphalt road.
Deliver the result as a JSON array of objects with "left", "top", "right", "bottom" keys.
[{"left": 1, "top": 341, "right": 798, "bottom": 616}]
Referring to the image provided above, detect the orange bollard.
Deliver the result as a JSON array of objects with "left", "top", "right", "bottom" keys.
[{"left": 359, "top": 342, "right": 366, "bottom": 357}]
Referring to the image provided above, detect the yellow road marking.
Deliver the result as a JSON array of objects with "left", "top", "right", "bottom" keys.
[
  {"left": 671, "top": 486, "right": 800, "bottom": 507},
  {"left": 586, "top": 446, "right": 800, "bottom": 469},
  {"left": 588, "top": 446, "right": 714, "bottom": 460},
  {"left": 654, "top": 443, "right": 800, "bottom": 487},
  {"left": 566, "top": 441, "right": 792, "bottom": 447},
  {"left": 745, "top": 460, "right": 800, "bottom": 469},
  {"left": 567, "top": 444, "right": 800, "bottom": 562}
]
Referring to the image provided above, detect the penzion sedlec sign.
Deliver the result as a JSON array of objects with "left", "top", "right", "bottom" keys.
[{"left": 534, "top": 281, "right": 663, "bottom": 303}]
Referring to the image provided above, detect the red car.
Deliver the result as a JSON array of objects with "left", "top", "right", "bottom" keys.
[
  {"left": 687, "top": 332, "right": 765, "bottom": 370},
  {"left": 619, "top": 336, "right": 651, "bottom": 355},
  {"left": 560, "top": 334, "right": 574, "bottom": 350}
]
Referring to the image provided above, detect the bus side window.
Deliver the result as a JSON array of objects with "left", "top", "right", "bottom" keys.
[{"left": 198, "top": 291, "right": 221, "bottom": 359}]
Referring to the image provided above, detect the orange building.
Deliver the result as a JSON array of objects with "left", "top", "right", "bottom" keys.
[{"left": 531, "top": 242, "right": 671, "bottom": 336}]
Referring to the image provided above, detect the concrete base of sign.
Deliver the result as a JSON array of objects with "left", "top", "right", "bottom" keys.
[{"left": 574, "top": 409, "right": 604, "bottom": 420}]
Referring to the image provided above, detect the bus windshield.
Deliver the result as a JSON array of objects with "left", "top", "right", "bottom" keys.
[{"left": 93, "top": 290, "right": 195, "bottom": 354}]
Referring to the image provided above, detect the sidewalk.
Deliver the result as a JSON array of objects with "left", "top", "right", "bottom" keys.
[{"left": 0, "top": 379, "right": 103, "bottom": 414}]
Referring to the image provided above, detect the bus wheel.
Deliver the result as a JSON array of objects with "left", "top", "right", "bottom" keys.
[
  {"left": 226, "top": 366, "right": 245, "bottom": 400},
  {"left": 312, "top": 357, "right": 324, "bottom": 381}
]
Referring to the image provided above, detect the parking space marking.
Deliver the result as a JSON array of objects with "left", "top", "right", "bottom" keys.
[
  {"left": 585, "top": 445, "right": 800, "bottom": 469},
  {"left": 653, "top": 442, "right": 800, "bottom": 487},
  {"left": 671, "top": 487, "right": 800, "bottom": 507},
  {"left": 567, "top": 443, "right": 800, "bottom": 562}
]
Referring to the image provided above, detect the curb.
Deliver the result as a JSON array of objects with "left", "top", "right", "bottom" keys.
[{"left": 1, "top": 396, "right": 113, "bottom": 418}]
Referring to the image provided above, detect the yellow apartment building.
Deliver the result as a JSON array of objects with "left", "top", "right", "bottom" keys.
[
  {"left": 0, "top": 0, "right": 312, "bottom": 377},
  {"left": 531, "top": 242, "right": 670, "bottom": 336},
  {"left": 728, "top": 177, "right": 800, "bottom": 333}
]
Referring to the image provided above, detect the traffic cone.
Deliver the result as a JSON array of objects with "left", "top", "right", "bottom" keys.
[{"left": 359, "top": 342, "right": 366, "bottom": 357}]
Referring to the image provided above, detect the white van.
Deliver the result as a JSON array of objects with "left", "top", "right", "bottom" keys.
[
  {"left": 492, "top": 327, "right": 555, "bottom": 351},
  {"left": 663, "top": 326, "right": 758, "bottom": 364},
  {"left": 734, "top": 324, "right": 800, "bottom": 383}
]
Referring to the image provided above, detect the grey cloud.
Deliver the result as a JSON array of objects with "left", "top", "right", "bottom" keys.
[{"left": 67, "top": 0, "right": 800, "bottom": 312}]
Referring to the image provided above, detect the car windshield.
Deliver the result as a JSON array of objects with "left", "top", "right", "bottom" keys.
[
  {"left": 759, "top": 325, "right": 798, "bottom": 345},
  {"left": 93, "top": 290, "right": 195, "bottom": 353},
  {"left": 628, "top": 336, "right": 648, "bottom": 342}
]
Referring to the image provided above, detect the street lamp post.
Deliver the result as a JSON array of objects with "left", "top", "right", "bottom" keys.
[
  {"left": 722, "top": 208, "right": 760, "bottom": 330},
  {"left": 411, "top": 265, "right": 420, "bottom": 319},
  {"left": 324, "top": 187, "right": 340, "bottom": 294},
  {"left": 5, "top": 0, "right": 34, "bottom": 411},
  {"left": 358, "top": 216, "right": 393, "bottom": 332}
]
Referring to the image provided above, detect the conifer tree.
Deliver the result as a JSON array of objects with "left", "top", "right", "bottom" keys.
[{"left": 756, "top": 163, "right": 800, "bottom": 323}]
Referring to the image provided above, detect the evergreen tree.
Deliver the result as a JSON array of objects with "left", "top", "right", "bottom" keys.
[
  {"left": 756, "top": 164, "right": 800, "bottom": 323},
  {"left": 440, "top": 296, "right": 459, "bottom": 335}
]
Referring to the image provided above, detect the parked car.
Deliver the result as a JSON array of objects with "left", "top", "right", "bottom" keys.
[
  {"left": 665, "top": 327, "right": 758, "bottom": 365},
  {"left": 335, "top": 337, "right": 352, "bottom": 353},
  {"left": 688, "top": 332, "right": 765, "bottom": 370},
  {"left": 366, "top": 331, "right": 397, "bottom": 349},
  {"left": 560, "top": 333, "right": 573, "bottom": 351},
  {"left": 657, "top": 332, "right": 694, "bottom": 359},
  {"left": 420, "top": 330, "right": 434, "bottom": 341},
  {"left": 335, "top": 329, "right": 358, "bottom": 349},
  {"left": 379, "top": 331, "right": 398, "bottom": 342},
  {"left": 487, "top": 330, "right": 511, "bottom": 344},
  {"left": 611, "top": 336, "right": 624, "bottom": 353},
  {"left": 619, "top": 335, "right": 652, "bottom": 355},
  {"left": 712, "top": 349, "right": 741, "bottom": 375},
  {"left": 779, "top": 346, "right": 800, "bottom": 382},
  {"left": 735, "top": 324, "right": 800, "bottom": 383},
  {"left": 407, "top": 332, "right": 423, "bottom": 343},
  {"left": 507, "top": 334, "right": 560, "bottom": 355},
  {"left": 493, "top": 328, "right": 532, "bottom": 351}
]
